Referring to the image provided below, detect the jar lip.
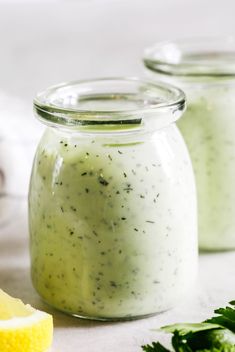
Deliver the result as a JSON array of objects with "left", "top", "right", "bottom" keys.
[
  {"left": 144, "top": 37, "right": 235, "bottom": 77},
  {"left": 33, "top": 77, "right": 185, "bottom": 129}
]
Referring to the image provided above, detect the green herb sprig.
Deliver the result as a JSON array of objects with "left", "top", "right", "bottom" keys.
[{"left": 142, "top": 301, "right": 235, "bottom": 352}]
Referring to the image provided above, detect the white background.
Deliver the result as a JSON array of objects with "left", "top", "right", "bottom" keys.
[
  {"left": 0, "top": 1, "right": 235, "bottom": 351},
  {"left": 0, "top": 0, "right": 234, "bottom": 100}
]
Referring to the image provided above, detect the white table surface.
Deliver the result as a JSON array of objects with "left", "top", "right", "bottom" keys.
[{"left": 0, "top": 1, "right": 235, "bottom": 351}]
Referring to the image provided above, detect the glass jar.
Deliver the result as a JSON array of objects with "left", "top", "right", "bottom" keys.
[
  {"left": 29, "top": 78, "right": 197, "bottom": 321},
  {"left": 144, "top": 38, "right": 235, "bottom": 251}
]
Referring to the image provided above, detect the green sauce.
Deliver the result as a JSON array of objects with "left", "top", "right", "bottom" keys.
[
  {"left": 178, "top": 84, "right": 235, "bottom": 250},
  {"left": 29, "top": 127, "right": 197, "bottom": 319}
]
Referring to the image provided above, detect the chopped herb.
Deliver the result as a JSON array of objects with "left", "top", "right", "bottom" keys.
[
  {"left": 146, "top": 220, "right": 155, "bottom": 224},
  {"left": 124, "top": 186, "right": 133, "bottom": 192},
  {"left": 108, "top": 154, "right": 112, "bottom": 161},
  {"left": 123, "top": 172, "right": 127, "bottom": 178},
  {"left": 110, "top": 281, "right": 117, "bottom": 287},
  {"left": 98, "top": 176, "right": 109, "bottom": 186},
  {"left": 118, "top": 150, "right": 123, "bottom": 154},
  {"left": 81, "top": 172, "right": 87, "bottom": 176},
  {"left": 85, "top": 188, "right": 89, "bottom": 193}
]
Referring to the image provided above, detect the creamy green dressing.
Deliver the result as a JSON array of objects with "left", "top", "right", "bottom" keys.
[
  {"left": 29, "top": 126, "right": 197, "bottom": 319},
  {"left": 178, "top": 84, "right": 235, "bottom": 250}
]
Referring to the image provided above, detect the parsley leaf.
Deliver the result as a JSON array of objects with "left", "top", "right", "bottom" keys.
[
  {"left": 142, "top": 342, "right": 171, "bottom": 352},
  {"left": 205, "top": 301, "right": 235, "bottom": 333},
  {"left": 142, "top": 301, "right": 235, "bottom": 352}
]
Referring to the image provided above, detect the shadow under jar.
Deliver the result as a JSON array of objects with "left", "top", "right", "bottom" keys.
[
  {"left": 144, "top": 38, "right": 235, "bottom": 251},
  {"left": 29, "top": 78, "right": 197, "bottom": 321}
]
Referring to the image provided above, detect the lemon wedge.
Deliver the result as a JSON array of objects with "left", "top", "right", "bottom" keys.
[{"left": 0, "top": 289, "right": 53, "bottom": 352}]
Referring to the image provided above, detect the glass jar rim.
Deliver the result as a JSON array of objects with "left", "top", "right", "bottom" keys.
[
  {"left": 143, "top": 37, "right": 235, "bottom": 77},
  {"left": 33, "top": 77, "right": 185, "bottom": 131}
]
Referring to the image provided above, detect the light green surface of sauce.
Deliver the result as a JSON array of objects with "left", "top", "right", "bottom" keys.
[
  {"left": 178, "top": 85, "right": 235, "bottom": 250},
  {"left": 29, "top": 126, "right": 197, "bottom": 319}
]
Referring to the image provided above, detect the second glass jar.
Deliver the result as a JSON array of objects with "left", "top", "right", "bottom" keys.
[{"left": 144, "top": 38, "right": 235, "bottom": 251}]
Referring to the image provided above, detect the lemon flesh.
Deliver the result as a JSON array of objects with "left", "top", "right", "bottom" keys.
[
  {"left": 0, "top": 289, "right": 34, "bottom": 319},
  {"left": 0, "top": 289, "right": 53, "bottom": 352}
]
